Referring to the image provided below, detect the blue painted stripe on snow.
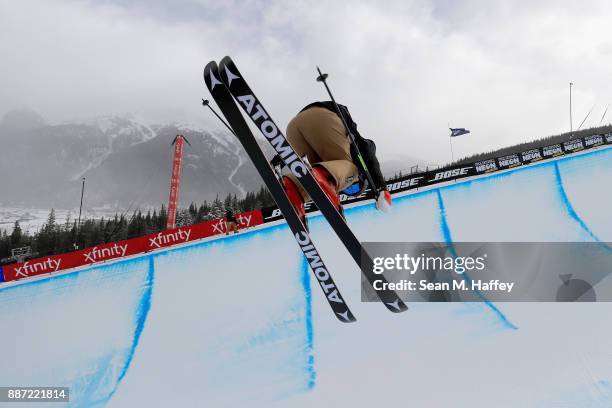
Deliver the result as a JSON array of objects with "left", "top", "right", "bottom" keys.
[
  {"left": 553, "top": 161, "right": 602, "bottom": 242},
  {"left": 106, "top": 256, "right": 155, "bottom": 403},
  {"left": 300, "top": 258, "right": 316, "bottom": 390},
  {"left": 436, "top": 189, "right": 518, "bottom": 330}
]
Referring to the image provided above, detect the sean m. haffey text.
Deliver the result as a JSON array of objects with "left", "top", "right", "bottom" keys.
[{"left": 371, "top": 253, "right": 515, "bottom": 294}]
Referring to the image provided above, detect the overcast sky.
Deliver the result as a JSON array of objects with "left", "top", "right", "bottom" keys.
[{"left": 1, "top": 0, "right": 611, "bottom": 163}]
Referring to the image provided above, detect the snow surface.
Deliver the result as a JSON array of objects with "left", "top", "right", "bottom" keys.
[{"left": 0, "top": 147, "right": 611, "bottom": 407}]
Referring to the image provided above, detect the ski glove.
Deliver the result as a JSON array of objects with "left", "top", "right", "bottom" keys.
[{"left": 375, "top": 189, "right": 392, "bottom": 213}]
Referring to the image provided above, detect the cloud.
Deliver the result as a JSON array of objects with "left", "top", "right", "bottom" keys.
[{"left": 1, "top": 0, "right": 611, "bottom": 165}]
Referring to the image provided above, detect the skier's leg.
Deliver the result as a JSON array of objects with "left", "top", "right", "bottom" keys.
[
  {"left": 294, "top": 107, "right": 359, "bottom": 192},
  {"left": 311, "top": 166, "right": 342, "bottom": 216},
  {"left": 281, "top": 114, "right": 326, "bottom": 229},
  {"left": 285, "top": 115, "right": 320, "bottom": 199}
]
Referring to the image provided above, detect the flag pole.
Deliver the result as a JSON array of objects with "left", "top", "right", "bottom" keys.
[{"left": 448, "top": 123, "right": 454, "bottom": 163}]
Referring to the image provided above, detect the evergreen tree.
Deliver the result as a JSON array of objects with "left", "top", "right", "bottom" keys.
[
  {"left": 10, "top": 221, "right": 22, "bottom": 248},
  {"left": 176, "top": 209, "right": 195, "bottom": 227}
]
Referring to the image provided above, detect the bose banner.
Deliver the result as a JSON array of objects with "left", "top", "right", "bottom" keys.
[{"left": 262, "top": 132, "right": 610, "bottom": 223}]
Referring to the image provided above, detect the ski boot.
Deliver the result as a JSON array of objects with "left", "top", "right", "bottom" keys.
[
  {"left": 282, "top": 176, "right": 308, "bottom": 230},
  {"left": 312, "top": 166, "right": 345, "bottom": 220}
]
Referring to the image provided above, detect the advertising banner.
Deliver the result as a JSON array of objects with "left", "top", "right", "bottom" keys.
[
  {"left": 2, "top": 253, "right": 79, "bottom": 282},
  {"left": 563, "top": 139, "right": 584, "bottom": 153},
  {"left": 520, "top": 148, "right": 543, "bottom": 164},
  {"left": 475, "top": 159, "right": 498, "bottom": 174},
  {"left": 1, "top": 209, "right": 265, "bottom": 282},
  {"left": 77, "top": 238, "right": 146, "bottom": 265},
  {"left": 542, "top": 143, "right": 564, "bottom": 158},
  {"left": 496, "top": 154, "right": 522, "bottom": 170},
  {"left": 584, "top": 134, "right": 604, "bottom": 148}
]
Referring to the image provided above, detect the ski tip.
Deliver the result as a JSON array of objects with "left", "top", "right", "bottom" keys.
[
  {"left": 219, "top": 55, "right": 233, "bottom": 69},
  {"left": 218, "top": 56, "right": 243, "bottom": 89},
  {"left": 203, "top": 61, "right": 218, "bottom": 81},
  {"left": 336, "top": 310, "right": 357, "bottom": 323},
  {"left": 203, "top": 61, "right": 225, "bottom": 92},
  {"left": 384, "top": 299, "right": 409, "bottom": 313}
]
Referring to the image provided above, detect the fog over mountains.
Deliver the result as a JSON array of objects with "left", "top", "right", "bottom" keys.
[
  {"left": 0, "top": 109, "right": 266, "bottom": 210},
  {"left": 0, "top": 109, "right": 427, "bottom": 211}
]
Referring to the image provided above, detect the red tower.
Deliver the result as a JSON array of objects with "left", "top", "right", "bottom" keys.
[{"left": 166, "top": 135, "right": 188, "bottom": 229}]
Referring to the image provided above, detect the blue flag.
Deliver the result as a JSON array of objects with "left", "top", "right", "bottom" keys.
[{"left": 450, "top": 128, "right": 470, "bottom": 137}]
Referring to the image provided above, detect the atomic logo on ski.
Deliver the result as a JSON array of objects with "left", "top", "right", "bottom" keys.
[
  {"left": 385, "top": 299, "right": 402, "bottom": 311},
  {"left": 235, "top": 94, "right": 309, "bottom": 179},
  {"left": 223, "top": 65, "right": 240, "bottom": 86},
  {"left": 337, "top": 311, "right": 352, "bottom": 322},
  {"left": 295, "top": 232, "right": 343, "bottom": 304},
  {"left": 206, "top": 68, "right": 223, "bottom": 90}
]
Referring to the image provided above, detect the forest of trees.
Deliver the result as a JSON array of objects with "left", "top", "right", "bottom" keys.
[{"left": 0, "top": 186, "right": 274, "bottom": 264}]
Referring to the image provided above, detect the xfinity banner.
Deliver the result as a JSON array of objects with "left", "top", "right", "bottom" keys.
[{"left": 361, "top": 242, "right": 612, "bottom": 302}]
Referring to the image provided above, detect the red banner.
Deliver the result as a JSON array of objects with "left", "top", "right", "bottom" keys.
[
  {"left": 1, "top": 209, "right": 264, "bottom": 283},
  {"left": 166, "top": 135, "right": 186, "bottom": 230}
]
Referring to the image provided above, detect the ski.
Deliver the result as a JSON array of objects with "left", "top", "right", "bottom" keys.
[
  {"left": 204, "top": 61, "right": 356, "bottom": 323},
  {"left": 217, "top": 56, "right": 408, "bottom": 314}
]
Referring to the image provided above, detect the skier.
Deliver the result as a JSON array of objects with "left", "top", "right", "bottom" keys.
[
  {"left": 281, "top": 101, "right": 392, "bottom": 226},
  {"left": 225, "top": 208, "right": 239, "bottom": 235}
]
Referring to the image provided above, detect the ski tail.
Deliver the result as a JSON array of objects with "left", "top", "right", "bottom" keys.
[
  {"left": 204, "top": 61, "right": 356, "bottom": 323},
  {"left": 217, "top": 56, "right": 408, "bottom": 314}
]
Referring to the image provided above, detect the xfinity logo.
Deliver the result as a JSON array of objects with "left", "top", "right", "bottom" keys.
[
  {"left": 83, "top": 244, "right": 128, "bottom": 262},
  {"left": 149, "top": 228, "right": 191, "bottom": 248},
  {"left": 236, "top": 94, "right": 308, "bottom": 178},
  {"left": 431, "top": 167, "right": 471, "bottom": 182},
  {"left": 295, "top": 231, "right": 343, "bottom": 304},
  {"left": 14, "top": 258, "right": 61, "bottom": 277},
  {"left": 212, "top": 213, "right": 254, "bottom": 233},
  {"left": 236, "top": 213, "right": 253, "bottom": 226}
]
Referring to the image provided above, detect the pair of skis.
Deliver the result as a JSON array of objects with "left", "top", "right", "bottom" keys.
[{"left": 203, "top": 57, "right": 407, "bottom": 322}]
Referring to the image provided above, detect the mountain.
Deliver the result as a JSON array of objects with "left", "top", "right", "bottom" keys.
[
  {"left": 0, "top": 109, "right": 430, "bottom": 212},
  {"left": 0, "top": 110, "right": 265, "bottom": 210}
]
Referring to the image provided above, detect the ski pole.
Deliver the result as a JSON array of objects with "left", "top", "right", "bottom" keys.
[
  {"left": 315, "top": 67, "right": 380, "bottom": 197},
  {"left": 202, "top": 98, "right": 236, "bottom": 136}
]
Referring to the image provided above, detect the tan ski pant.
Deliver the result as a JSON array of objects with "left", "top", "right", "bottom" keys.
[{"left": 285, "top": 106, "right": 359, "bottom": 200}]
